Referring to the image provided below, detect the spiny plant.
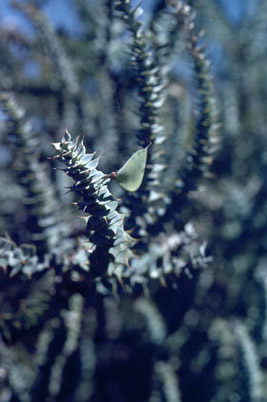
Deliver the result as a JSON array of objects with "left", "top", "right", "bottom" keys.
[{"left": 0, "top": 0, "right": 266, "bottom": 401}]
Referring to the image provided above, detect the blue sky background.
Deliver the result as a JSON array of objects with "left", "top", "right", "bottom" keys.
[
  {"left": 0, "top": 0, "right": 255, "bottom": 34},
  {"left": 0, "top": 0, "right": 259, "bottom": 78}
]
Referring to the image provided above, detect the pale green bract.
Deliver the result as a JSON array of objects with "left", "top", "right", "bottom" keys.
[{"left": 115, "top": 146, "right": 149, "bottom": 192}]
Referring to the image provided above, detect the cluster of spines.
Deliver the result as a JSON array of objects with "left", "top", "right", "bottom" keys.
[
  {"left": 114, "top": 0, "right": 168, "bottom": 207},
  {"left": 144, "top": 0, "right": 219, "bottom": 230},
  {"left": 171, "top": 1, "right": 218, "bottom": 200},
  {"left": 132, "top": 221, "right": 211, "bottom": 286},
  {"left": 0, "top": 236, "right": 49, "bottom": 278},
  {"left": 52, "top": 131, "right": 134, "bottom": 281},
  {"left": 0, "top": 92, "right": 66, "bottom": 255},
  {"left": 0, "top": 1, "right": 232, "bottom": 400},
  {"left": 0, "top": 236, "right": 51, "bottom": 343},
  {"left": 113, "top": 0, "right": 219, "bottom": 243}
]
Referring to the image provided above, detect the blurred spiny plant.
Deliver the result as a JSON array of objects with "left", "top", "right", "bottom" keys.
[{"left": 0, "top": 0, "right": 266, "bottom": 401}]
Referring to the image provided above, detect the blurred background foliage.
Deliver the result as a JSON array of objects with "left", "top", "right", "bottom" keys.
[{"left": 0, "top": 0, "right": 267, "bottom": 401}]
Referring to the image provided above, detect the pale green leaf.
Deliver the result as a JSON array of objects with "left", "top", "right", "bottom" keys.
[{"left": 115, "top": 146, "right": 149, "bottom": 192}]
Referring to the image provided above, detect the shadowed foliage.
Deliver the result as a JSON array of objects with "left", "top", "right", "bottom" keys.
[{"left": 0, "top": 1, "right": 266, "bottom": 401}]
